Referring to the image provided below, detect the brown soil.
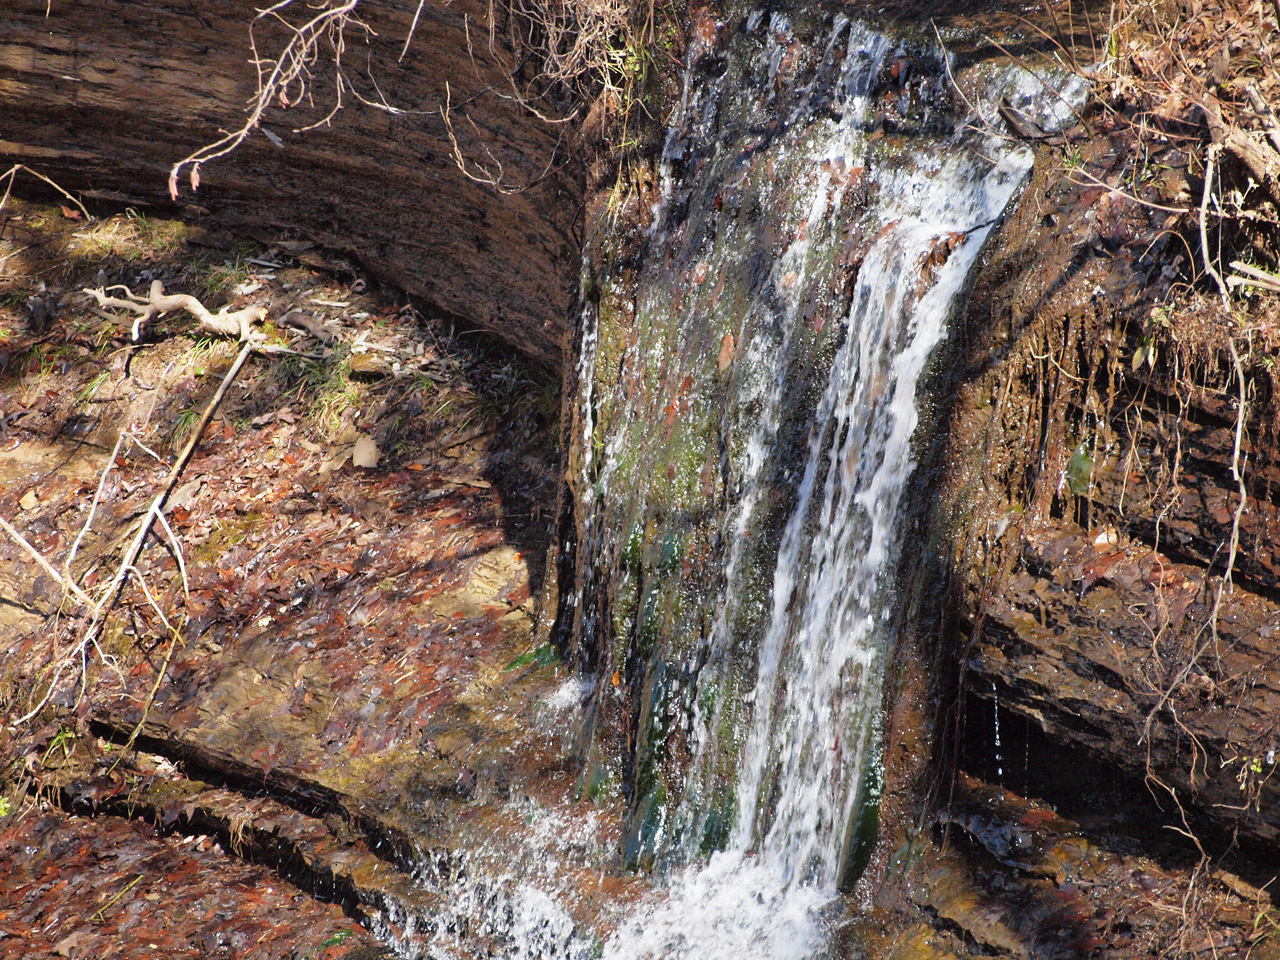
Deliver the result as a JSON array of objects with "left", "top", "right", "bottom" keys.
[{"left": 0, "top": 197, "right": 629, "bottom": 957}]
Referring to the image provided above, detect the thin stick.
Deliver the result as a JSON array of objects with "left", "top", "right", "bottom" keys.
[
  {"left": 75, "top": 340, "right": 254, "bottom": 677},
  {"left": 1200, "top": 146, "right": 1230, "bottom": 307},
  {"left": 114, "top": 340, "right": 254, "bottom": 589},
  {"left": 0, "top": 514, "right": 91, "bottom": 607},
  {"left": 1143, "top": 144, "right": 1249, "bottom": 736},
  {"left": 154, "top": 511, "right": 190, "bottom": 600},
  {"left": 400, "top": 0, "right": 427, "bottom": 61},
  {"left": 0, "top": 164, "right": 92, "bottom": 221},
  {"left": 64, "top": 433, "right": 127, "bottom": 586}
]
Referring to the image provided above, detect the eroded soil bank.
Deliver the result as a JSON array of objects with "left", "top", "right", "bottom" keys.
[
  {"left": 0, "top": 201, "right": 641, "bottom": 957},
  {"left": 0, "top": 0, "right": 580, "bottom": 366}
]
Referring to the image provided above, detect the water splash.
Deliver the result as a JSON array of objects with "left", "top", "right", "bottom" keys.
[
  {"left": 379, "top": 11, "right": 1085, "bottom": 960},
  {"left": 594, "top": 13, "right": 1082, "bottom": 959}
]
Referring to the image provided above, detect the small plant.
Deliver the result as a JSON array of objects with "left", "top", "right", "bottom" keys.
[
  {"left": 1253, "top": 906, "right": 1280, "bottom": 945},
  {"left": 319, "top": 930, "right": 353, "bottom": 949},
  {"left": 1221, "top": 750, "right": 1275, "bottom": 811},
  {"left": 1132, "top": 332, "right": 1158, "bottom": 371},
  {"left": 172, "top": 405, "right": 201, "bottom": 451},
  {"left": 303, "top": 352, "right": 361, "bottom": 438},
  {"left": 186, "top": 334, "right": 230, "bottom": 376},
  {"left": 198, "top": 256, "right": 253, "bottom": 302},
  {"left": 76, "top": 370, "right": 109, "bottom": 405},
  {"left": 41, "top": 725, "right": 76, "bottom": 766},
  {"left": 505, "top": 643, "right": 560, "bottom": 671}
]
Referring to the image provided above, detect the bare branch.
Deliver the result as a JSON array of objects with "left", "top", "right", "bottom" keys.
[
  {"left": 0, "top": 163, "right": 92, "bottom": 221},
  {"left": 82, "top": 279, "right": 267, "bottom": 341},
  {"left": 168, "top": 0, "right": 362, "bottom": 200}
]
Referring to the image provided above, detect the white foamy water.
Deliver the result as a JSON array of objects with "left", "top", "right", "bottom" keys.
[
  {"left": 603, "top": 852, "right": 832, "bottom": 960},
  {"left": 379, "top": 13, "right": 1085, "bottom": 960},
  {"left": 600, "top": 16, "right": 1077, "bottom": 960}
]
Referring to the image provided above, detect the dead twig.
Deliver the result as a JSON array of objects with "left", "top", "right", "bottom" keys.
[
  {"left": 168, "top": 0, "right": 364, "bottom": 200},
  {"left": 10, "top": 335, "right": 255, "bottom": 725},
  {"left": 1142, "top": 143, "right": 1248, "bottom": 745},
  {"left": 1245, "top": 82, "right": 1280, "bottom": 157},
  {"left": 0, "top": 515, "right": 91, "bottom": 609},
  {"left": 1228, "top": 259, "right": 1280, "bottom": 293},
  {"left": 106, "top": 339, "right": 255, "bottom": 601},
  {"left": 0, "top": 164, "right": 92, "bottom": 222},
  {"left": 107, "top": 569, "right": 182, "bottom": 774}
]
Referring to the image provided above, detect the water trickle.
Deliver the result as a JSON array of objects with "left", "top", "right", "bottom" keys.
[{"left": 993, "top": 681, "right": 1005, "bottom": 784}]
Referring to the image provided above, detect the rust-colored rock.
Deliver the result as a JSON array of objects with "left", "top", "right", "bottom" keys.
[
  {"left": 0, "top": 0, "right": 579, "bottom": 367},
  {"left": 972, "top": 519, "right": 1280, "bottom": 843}
]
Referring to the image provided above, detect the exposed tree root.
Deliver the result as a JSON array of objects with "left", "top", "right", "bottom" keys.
[{"left": 82, "top": 280, "right": 267, "bottom": 342}]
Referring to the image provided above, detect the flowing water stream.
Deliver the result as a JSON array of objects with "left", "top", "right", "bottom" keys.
[
  {"left": 378, "top": 9, "right": 1084, "bottom": 959},
  {"left": 572, "top": 10, "right": 1083, "bottom": 958}
]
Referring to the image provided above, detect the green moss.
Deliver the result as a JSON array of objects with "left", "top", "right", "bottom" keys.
[
  {"left": 839, "top": 741, "right": 884, "bottom": 891},
  {"left": 622, "top": 521, "right": 643, "bottom": 570},
  {"left": 625, "top": 778, "right": 668, "bottom": 872},
  {"left": 634, "top": 581, "right": 663, "bottom": 655},
  {"left": 192, "top": 513, "right": 262, "bottom": 565},
  {"left": 504, "top": 644, "right": 560, "bottom": 671},
  {"left": 657, "top": 531, "right": 683, "bottom": 574},
  {"left": 579, "top": 762, "right": 617, "bottom": 804},
  {"left": 698, "top": 791, "right": 736, "bottom": 856}
]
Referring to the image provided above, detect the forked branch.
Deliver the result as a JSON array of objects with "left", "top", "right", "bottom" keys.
[
  {"left": 167, "top": 0, "right": 364, "bottom": 200},
  {"left": 82, "top": 280, "right": 267, "bottom": 342}
]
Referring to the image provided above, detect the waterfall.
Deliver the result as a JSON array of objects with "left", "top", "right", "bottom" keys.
[
  {"left": 575, "top": 12, "right": 1084, "bottom": 959},
  {"left": 357, "top": 12, "right": 1087, "bottom": 960}
]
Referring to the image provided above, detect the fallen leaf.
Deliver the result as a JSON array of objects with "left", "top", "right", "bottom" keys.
[
  {"left": 19, "top": 489, "right": 38, "bottom": 511},
  {"left": 352, "top": 434, "right": 379, "bottom": 469},
  {"left": 53, "top": 931, "right": 88, "bottom": 957},
  {"left": 349, "top": 352, "right": 385, "bottom": 374},
  {"left": 320, "top": 450, "right": 350, "bottom": 475},
  {"left": 718, "top": 333, "right": 735, "bottom": 372},
  {"left": 170, "top": 476, "right": 204, "bottom": 508}
]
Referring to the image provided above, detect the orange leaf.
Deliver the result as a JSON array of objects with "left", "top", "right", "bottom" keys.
[{"left": 717, "top": 333, "right": 735, "bottom": 372}]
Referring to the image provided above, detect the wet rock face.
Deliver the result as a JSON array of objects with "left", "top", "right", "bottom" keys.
[
  {"left": 0, "top": 0, "right": 578, "bottom": 367},
  {"left": 557, "top": 2, "right": 1066, "bottom": 874},
  {"left": 937, "top": 135, "right": 1280, "bottom": 849}
]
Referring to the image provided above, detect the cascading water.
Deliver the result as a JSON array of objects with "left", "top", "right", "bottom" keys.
[
  {"left": 367, "top": 10, "right": 1084, "bottom": 960},
  {"left": 565, "top": 10, "right": 1084, "bottom": 959}
]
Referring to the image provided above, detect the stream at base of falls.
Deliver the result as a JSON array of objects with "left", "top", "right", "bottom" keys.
[{"left": 383, "top": 8, "right": 1084, "bottom": 959}]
